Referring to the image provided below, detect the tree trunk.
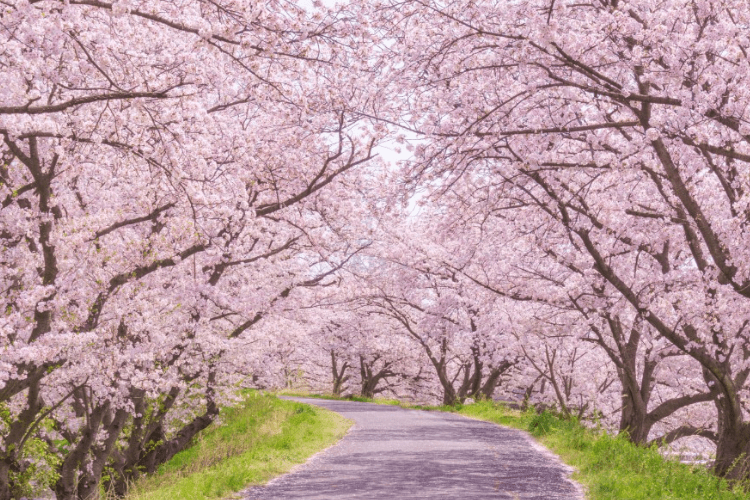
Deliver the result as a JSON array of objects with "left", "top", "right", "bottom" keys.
[
  {"left": 107, "top": 385, "right": 184, "bottom": 496},
  {"left": 54, "top": 401, "right": 108, "bottom": 500},
  {"left": 441, "top": 384, "right": 457, "bottom": 406},
  {"left": 0, "top": 377, "right": 46, "bottom": 500},
  {"left": 431, "top": 357, "right": 458, "bottom": 406},
  {"left": 359, "top": 356, "right": 394, "bottom": 399},
  {"left": 0, "top": 460, "right": 14, "bottom": 500},
  {"left": 713, "top": 392, "right": 750, "bottom": 480},
  {"left": 618, "top": 392, "right": 652, "bottom": 444},
  {"left": 141, "top": 372, "right": 219, "bottom": 475},
  {"left": 142, "top": 409, "right": 218, "bottom": 475},
  {"left": 76, "top": 409, "right": 128, "bottom": 500},
  {"left": 714, "top": 433, "right": 750, "bottom": 480},
  {"left": 330, "top": 351, "right": 350, "bottom": 396},
  {"left": 478, "top": 362, "right": 513, "bottom": 400}
]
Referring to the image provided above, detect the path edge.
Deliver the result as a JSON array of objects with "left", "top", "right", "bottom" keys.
[
  {"left": 453, "top": 410, "right": 588, "bottom": 500},
  {"left": 236, "top": 398, "right": 356, "bottom": 499}
]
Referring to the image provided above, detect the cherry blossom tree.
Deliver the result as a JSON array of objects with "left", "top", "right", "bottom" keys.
[
  {"left": 362, "top": 0, "right": 750, "bottom": 478},
  {"left": 431, "top": 194, "right": 720, "bottom": 443},
  {"left": 0, "top": 0, "right": 383, "bottom": 497},
  {"left": 347, "top": 229, "right": 521, "bottom": 405},
  {"left": 6, "top": 0, "right": 750, "bottom": 494}
]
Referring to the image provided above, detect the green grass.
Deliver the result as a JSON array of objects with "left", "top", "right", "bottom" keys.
[
  {"left": 290, "top": 394, "right": 749, "bottom": 499},
  {"left": 123, "top": 391, "right": 351, "bottom": 500}
]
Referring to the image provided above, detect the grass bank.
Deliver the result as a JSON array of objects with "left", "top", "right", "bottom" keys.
[
  {"left": 123, "top": 391, "right": 351, "bottom": 500},
  {"left": 285, "top": 393, "right": 747, "bottom": 499}
]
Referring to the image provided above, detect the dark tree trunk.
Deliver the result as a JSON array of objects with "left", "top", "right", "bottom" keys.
[
  {"left": 54, "top": 399, "right": 109, "bottom": 500},
  {"left": 141, "top": 369, "right": 219, "bottom": 475},
  {"left": 106, "top": 390, "right": 148, "bottom": 497},
  {"left": 429, "top": 340, "right": 459, "bottom": 406},
  {"left": 709, "top": 367, "right": 750, "bottom": 480},
  {"left": 359, "top": 356, "right": 394, "bottom": 399},
  {"left": 441, "top": 383, "right": 458, "bottom": 406},
  {"left": 618, "top": 392, "right": 652, "bottom": 444},
  {"left": 330, "top": 350, "right": 350, "bottom": 396},
  {"left": 0, "top": 376, "right": 46, "bottom": 500},
  {"left": 0, "top": 461, "right": 12, "bottom": 500},
  {"left": 141, "top": 408, "right": 218, "bottom": 475},
  {"left": 76, "top": 408, "right": 128, "bottom": 500},
  {"left": 582, "top": 315, "right": 714, "bottom": 446},
  {"left": 714, "top": 424, "right": 750, "bottom": 480},
  {"left": 478, "top": 362, "right": 513, "bottom": 400},
  {"left": 107, "top": 384, "right": 186, "bottom": 496}
]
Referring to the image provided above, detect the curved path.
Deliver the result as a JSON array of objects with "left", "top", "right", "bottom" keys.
[{"left": 244, "top": 397, "right": 584, "bottom": 499}]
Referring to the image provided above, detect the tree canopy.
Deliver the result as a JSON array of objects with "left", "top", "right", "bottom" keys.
[{"left": 2, "top": 0, "right": 750, "bottom": 497}]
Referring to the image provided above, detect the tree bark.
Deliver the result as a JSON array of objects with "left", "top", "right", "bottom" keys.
[
  {"left": 330, "top": 351, "right": 351, "bottom": 396},
  {"left": 54, "top": 399, "right": 109, "bottom": 500},
  {"left": 359, "top": 355, "right": 394, "bottom": 399},
  {"left": 141, "top": 371, "right": 219, "bottom": 475},
  {"left": 0, "top": 376, "right": 46, "bottom": 500},
  {"left": 710, "top": 369, "right": 750, "bottom": 479},
  {"left": 76, "top": 408, "right": 128, "bottom": 500}
]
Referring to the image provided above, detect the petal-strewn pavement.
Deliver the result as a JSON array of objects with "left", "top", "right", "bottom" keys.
[{"left": 243, "top": 397, "right": 585, "bottom": 499}]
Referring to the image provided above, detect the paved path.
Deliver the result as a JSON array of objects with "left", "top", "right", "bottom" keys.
[{"left": 243, "top": 397, "right": 585, "bottom": 499}]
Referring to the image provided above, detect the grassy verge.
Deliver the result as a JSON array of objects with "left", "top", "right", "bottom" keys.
[
  {"left": 123, "top": 391, "right": 351, "bottom": 500},
  {"left": 287, "top": 394, "right": 748, "bottom": 500}
]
